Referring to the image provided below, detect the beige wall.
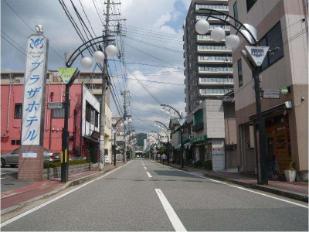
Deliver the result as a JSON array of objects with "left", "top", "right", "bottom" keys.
[{"left": 229, "top": 0, "right": 308, "bottom": 172}]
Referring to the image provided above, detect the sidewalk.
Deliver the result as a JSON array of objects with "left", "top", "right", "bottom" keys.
[
  {"left": 166, "top": 162, "right": 308, "bottom": 202},
  {"left": 1, "top": 163, "right": 120, "bottom": 212}
]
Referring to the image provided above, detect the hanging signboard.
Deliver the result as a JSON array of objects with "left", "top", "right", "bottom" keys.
[
  {"left": 48, "top": 102, "right": 64, "bottom": 109},
  {"left": 262, "top": 89, "right": 280, "bottom": 99},
  {"left": 245, "top": 46, "right": 269, "bottom": 67},
  {"left": 58, "top": 67, "right": 77, "bottom": 84},
  {"left": 21, "top": 33, "right": 48, "bottom": 146}
]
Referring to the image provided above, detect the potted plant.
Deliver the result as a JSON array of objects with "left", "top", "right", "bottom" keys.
[{"left": 284, "top": 161, "right": 296, "bottom": 182}]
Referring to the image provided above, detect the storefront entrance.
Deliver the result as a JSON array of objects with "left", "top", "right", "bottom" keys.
[{"left": 266, "top": 114, "right": 291, "bottom": 174}]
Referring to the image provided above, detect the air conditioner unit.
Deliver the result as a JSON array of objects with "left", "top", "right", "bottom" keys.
[{"left": 14, "top": 77, "right": 24, "bottom": 84}]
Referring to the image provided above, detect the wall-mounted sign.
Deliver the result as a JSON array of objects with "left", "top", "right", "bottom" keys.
[
  {"left": 22, "top": 152, "right": 38, "bottom": 158},
  {"left": 245, "top": 46, "right": 269, "bottom": 67},
  {"left": 48, "top": 102, "right": 64, "bottom": 109},
  {"left": 21, "top": 33, "right": 48, "bottom": 146},
  {"left": 262, "top": 89, "right": 280, "bottom": 99}
]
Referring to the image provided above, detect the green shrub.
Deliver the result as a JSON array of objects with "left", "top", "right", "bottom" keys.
[
  {"left": 203, "top": 160, "right": 212, "bottom": 170},
  {"left": 193, "top": 160, "right": 203, "bottom": 168},
  {"left": 44, "top": 159, "right": 89, "bottom": 169}
]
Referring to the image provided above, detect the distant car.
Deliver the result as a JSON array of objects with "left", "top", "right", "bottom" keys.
[{"left": 1, "top": 148, "right": 60, "bottom": 168}]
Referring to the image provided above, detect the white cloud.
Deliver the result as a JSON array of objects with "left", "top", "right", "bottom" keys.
[{"left": 1, "top": 0, "right": 188, "bottom": 132}]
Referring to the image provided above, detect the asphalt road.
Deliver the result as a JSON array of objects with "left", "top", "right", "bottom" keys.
[{"left": 1, "top": 160, "right": 308, "bottom": 231}]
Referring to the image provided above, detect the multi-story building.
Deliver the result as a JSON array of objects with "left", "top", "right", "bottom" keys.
[
  {"left": 0, "top": 72, "right": 112, "bottom": 163},
  {"left": 184, "top": 0, "right": 233, "bottom": 113},
  {"left": 229, "top": 0, "right": 308, "bottom": 180},
  {"left": 183, "top": 0, "right": 233, "bottom": 169},
  {"left": 1, "top": 82, "right": 100, "bottom": 160},
  {"left": 0, "top": 71, "right": 110, "bottom": 103}
]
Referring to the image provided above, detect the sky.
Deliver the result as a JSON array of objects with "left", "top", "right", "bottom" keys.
[{"left": 1, "top": 0, "right": 190, "bottom": 133}]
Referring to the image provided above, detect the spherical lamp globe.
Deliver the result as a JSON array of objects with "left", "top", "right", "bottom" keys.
[
  {"left": 226, "top": 34, "right": 240, "bottom": 50},
  {"left": 211, "top": 27, "right": 225, "bottom": 42},
  {"left": 240, "top": 23, "right": 257, "bottom": 44},
  {"left": 80, "top": 56, "right": 93, "bottom": 69},
  {"left": 105, "top": 44, "right": 118, "bottom": 58},
  {"left": 94, "top": 50, "right": 105, "bottom": 64},
  {"left": 195, "top": 19, "right": 209, "bottom": 34}
]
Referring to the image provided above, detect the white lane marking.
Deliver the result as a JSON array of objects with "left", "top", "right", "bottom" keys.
[
  {"left": 144, "top": 167, "right": 147, "bottom": 170},
  {"left": 0, "top": 161, "right": 132, "bottom": 228},
  {"left": 155, "top": 188, "right": 186, "bottom": 232},
  {"left": 176, "top": 169, "right": 308, "bottom": 209},
  {"left": 146, "top": 171, "right": 152, "bottom": 178}
]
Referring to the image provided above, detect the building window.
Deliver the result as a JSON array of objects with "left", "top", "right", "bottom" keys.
[
  {"left": 11, "top": 140, "right": 21, "bottom": 145},
  {"left": 267, "top": 22, "right": 284, "bottom": 64},
  {"left": 86, "top": 102, "right": 92, "bottom": 122},
  {"left": 193, "top": 109, "right": 204, "bottom": 131},
  {"left": 259, "top": 22, "right": 284, "bottom": 70},
  {"left": 233, "top": 1, "right": 239, "bottom": 26},
  {"left": 237, "top": 59, "right": 243, "bottom": 87},
  {"left": 14, "top": 103, "right": 22, "bottom": 119},
  {"left": 95, "top": 111, "right": 99, "bottom": 127},
  {"left": 52, "top": 108, "right": 65, "bottom": 118},
  {"left": 246, "top": 0, "right": 257, "bottom": 12}
]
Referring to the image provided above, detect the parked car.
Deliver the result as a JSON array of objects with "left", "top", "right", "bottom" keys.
[{"left": 1, "top": 148, "right": 60, "bottom": 168}]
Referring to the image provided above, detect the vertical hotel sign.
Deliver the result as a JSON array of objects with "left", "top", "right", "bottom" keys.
[{"left": 21, "top": 30, "right": 48, "bottom": 145}]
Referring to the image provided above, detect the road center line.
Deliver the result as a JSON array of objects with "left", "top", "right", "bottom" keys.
[
  {"left": 1, "top": 161, "right": 131, "bottom": 228},
  {"left": 155, "top": 188, "right": 187, "bottom": 232},
  {"left": 146, "top": 171, "right": 152, "bottom": 178},
  {"left": 144, "top": 166, "right": 147, "bottom": 170},
  {"left": 176, "top": 168, "right": 308, "bottom": 209}
]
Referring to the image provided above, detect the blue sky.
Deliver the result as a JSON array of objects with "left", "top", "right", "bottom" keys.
[{"left": 1, "top": 0, "right": 190, "bottom": 133}]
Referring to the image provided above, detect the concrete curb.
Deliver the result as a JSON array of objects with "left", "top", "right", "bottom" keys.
[
  {"left": 166, "top": 163, "right": 308, "bottom": 203},
  {"left": 202, "top": 172, "right": 308, "bottom": 203},
  {"left": 1, "top": 165, "right": 120, "bottom": 216}
]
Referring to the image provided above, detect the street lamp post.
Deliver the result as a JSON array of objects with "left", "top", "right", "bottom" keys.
[
  {"left": 60, "top": 68, "right": 80, "bottom": 183},
  {"left": 64, "top": 36, "right": 119, "bottom": 178},
  {"left": 154, "top": 120, "right": 170, "bottom": 164},
  {"left": 160, "top": 104, "right": 185, "bottom": 168},
  {"left": 194, "top": 8, "right": 269, "bottom": 185}
]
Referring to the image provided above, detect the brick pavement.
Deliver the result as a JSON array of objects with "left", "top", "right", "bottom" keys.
[{"left": 1, "top": 164, "right": 119, "bottom": 211}]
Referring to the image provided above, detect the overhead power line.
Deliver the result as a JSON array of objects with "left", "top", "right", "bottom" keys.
[{"left": 3, "top": 0, "right": 64, "bottom": 60}]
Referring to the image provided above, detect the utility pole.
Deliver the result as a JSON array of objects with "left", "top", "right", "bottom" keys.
[
  {"left": 122, "top": 90, "right": 130, "bottom": 163},
  {"left": 99, "top": 0, "right": 112, "bottom": 170}
]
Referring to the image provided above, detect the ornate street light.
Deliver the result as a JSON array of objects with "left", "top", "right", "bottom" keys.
[
  {"left": 80, "top": 44, "right": 118, "bottom": 69},
  {"left": 194, "top": 8, "right": 269, "bottom": 185},
  {"left": 64, "top": 35, "right": 119, "bottom": 176},
  {"left": 160, "top": 104, "right": 186, "bottom": 168}
]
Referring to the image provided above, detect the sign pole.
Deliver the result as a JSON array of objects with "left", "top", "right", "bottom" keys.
[
  {"left": 60, "top": 68, "right": 79, "bottom": 183},
  {"left": 242, "top": 46, "right": 270, "bottom": 185},
  {"left": 252, "top": 67, "right": 268, "bottom": 185}
]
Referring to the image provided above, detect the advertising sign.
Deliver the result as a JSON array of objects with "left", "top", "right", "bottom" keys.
[
  {"left": 22, "top": 152, "right": 38, "bottom": 158},
  {"left": 58, "top": 67, "right": 77, "bottom": 84},
  {"left": 21, "top": 34, "right": 48, "bottom": 145},
  {"left": 48, "top": 102, "right": 64, "bottom": 109},
  {"left": 262, "top": 89, "right": 280, "bottom": 99},
  {"left": 245, "top": 46, "right": 269, "bottom": 67}
]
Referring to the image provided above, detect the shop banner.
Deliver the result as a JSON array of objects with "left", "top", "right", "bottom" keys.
[{"left": 21, "top": 34, "right": 48, "bottom": 145}]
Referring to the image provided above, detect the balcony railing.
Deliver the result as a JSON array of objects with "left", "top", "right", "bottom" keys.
[
  {"left": 196, "top": 4, "right": 229, "bottom": 11},
  {"left": 197, "top": 45, "right": 232, "bottom": 53},
  {"left": 199, "top": 88, "right": 232, "bottom": 96},
  {"left": 199, "top": 78, "right": 234, "bottom": 85},
  {"left": 198, "top": 67, "right": 233, "bottom": 74},
  {"left": 198, "top": 55, "right": 232, "bottom": 63},
  {"left": 196, "top": 15, "right": 230, "bottom": 21}
]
